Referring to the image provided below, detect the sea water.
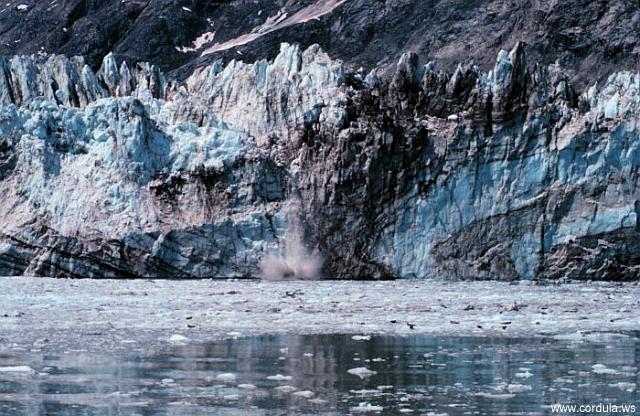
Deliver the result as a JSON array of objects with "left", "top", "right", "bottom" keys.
[{"left": 0, "top": 334, "right": 638, "bottom": 415}]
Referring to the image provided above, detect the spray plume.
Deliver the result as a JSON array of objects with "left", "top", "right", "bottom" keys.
[{"left": 260, "top": 201, "right": 322, "bottom": 280}]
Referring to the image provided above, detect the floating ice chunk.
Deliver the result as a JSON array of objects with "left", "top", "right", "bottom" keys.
[
  {"left": 0, "top": 366, "right": 35, "bottom": 374},
  {"left": 507, "top": 384, "right": 532, "bottom": 393},
  {"left": 308, "top": 398, "right": 327, "bottom": 404},
  {"left": 592, "top": 364, "right": 618, "bottom": 375},
  {"left": 350, "top": 402, "right": 383, "bottom": 413},
  {"left": 352, "top": 335, "right": 371, "bottom": 341},
  {"left": 293, "top": 390, "right": 314, "bottom": 398},
  {"left": 473, "top": 392, "right": 516, "bottom": 400},
  {"left": 348, "top": 367, "right": 377, "bottom": 379},
  {"left": 377, "top": 385, "right": 393, "bottom": 390},
  {"left": 168, "top": 400, "right": 194, "bottom": 406},
  {"left": 238, "top": 383, "right": 256, "bottom": 389},
  {"left": 223, "top": 394, "right": 239, "bottom": 401},
  {"left": 216, "top": 373, "right": 237, "bottom": 382},
  {"left": 275, "top": 385, "right": 297, "bottom": 393},
  {"left": 609, "top": 382, "right": 636, "bottom": 392},
  {"left": 553, "top": 331, "right": 587, "bottom": 341},
  {"left": 161, "top": 378, "right": 175, "bottom": 384},
  {"left": 16, "top": 4, "right": 28, "bottom": 12},
  {"left": 167, "top": 334, "right": 190, "bottom": 344},
  {"left": 399, "top": 410, "right": 414, "bottom": 414},
  {"left": 515, "top": 370, "right": 533, "bottom": 378},
  {"left": 267, "top": 374, "right": 292, "bottom": 381},
  {"left": 350, "top": 389, "right": 380, "bottom": 395},
  {"left": 553, "top": 377, "right": 573, "bottom": 384}
]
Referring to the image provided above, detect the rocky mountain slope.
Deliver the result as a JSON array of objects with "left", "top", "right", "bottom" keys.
[
  {"left": 0, "top": 38, "right": 638, "bottom": 279},
  {"left": 1, "top": 0, "right": 639, "bottom": 88}
]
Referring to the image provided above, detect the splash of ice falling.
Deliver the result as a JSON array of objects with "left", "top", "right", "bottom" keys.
[{"left": 260, "top": 203, "right": 322, "bottom": 280}]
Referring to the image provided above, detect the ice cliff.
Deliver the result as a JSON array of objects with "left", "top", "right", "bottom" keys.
[{"left": 0, "top": 43, "right": 638, "bottom": 279}]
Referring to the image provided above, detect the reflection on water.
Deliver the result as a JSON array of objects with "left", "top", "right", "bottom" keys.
[{"left": 0, "top": 334, "right": 638, "bottom": 415}]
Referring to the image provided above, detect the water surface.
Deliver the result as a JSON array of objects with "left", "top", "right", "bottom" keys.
[{"left": 1, "top": 334, "right": 638, "bottom": 415}]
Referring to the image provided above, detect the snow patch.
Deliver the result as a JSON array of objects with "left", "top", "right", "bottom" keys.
[
  {"left": 176, "top": 32, "right": 216, "bottom": 53},
  {"left": 203, "top": 0, "right": 347, "bottom": 55}
]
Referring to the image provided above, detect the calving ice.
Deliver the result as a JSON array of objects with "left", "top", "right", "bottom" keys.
[
  {"left": 260, "top": 199, "right": 323, "bottom": 280},
  {"left": 0, "top": 1, "right": 639, "bottom": 415}
]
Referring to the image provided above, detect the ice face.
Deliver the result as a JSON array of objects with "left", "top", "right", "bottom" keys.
[{"left": 0, "top": 42, "right": 638, "bottom": 279}]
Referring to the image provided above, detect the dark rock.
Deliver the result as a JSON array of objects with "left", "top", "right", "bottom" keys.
[{"left": 1, "top": 1, "right": 639, "bottom": 89}]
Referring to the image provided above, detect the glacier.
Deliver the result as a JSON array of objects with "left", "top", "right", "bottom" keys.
[{"left": 0, "top": 43, "right": 638, "bottom": 279}]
